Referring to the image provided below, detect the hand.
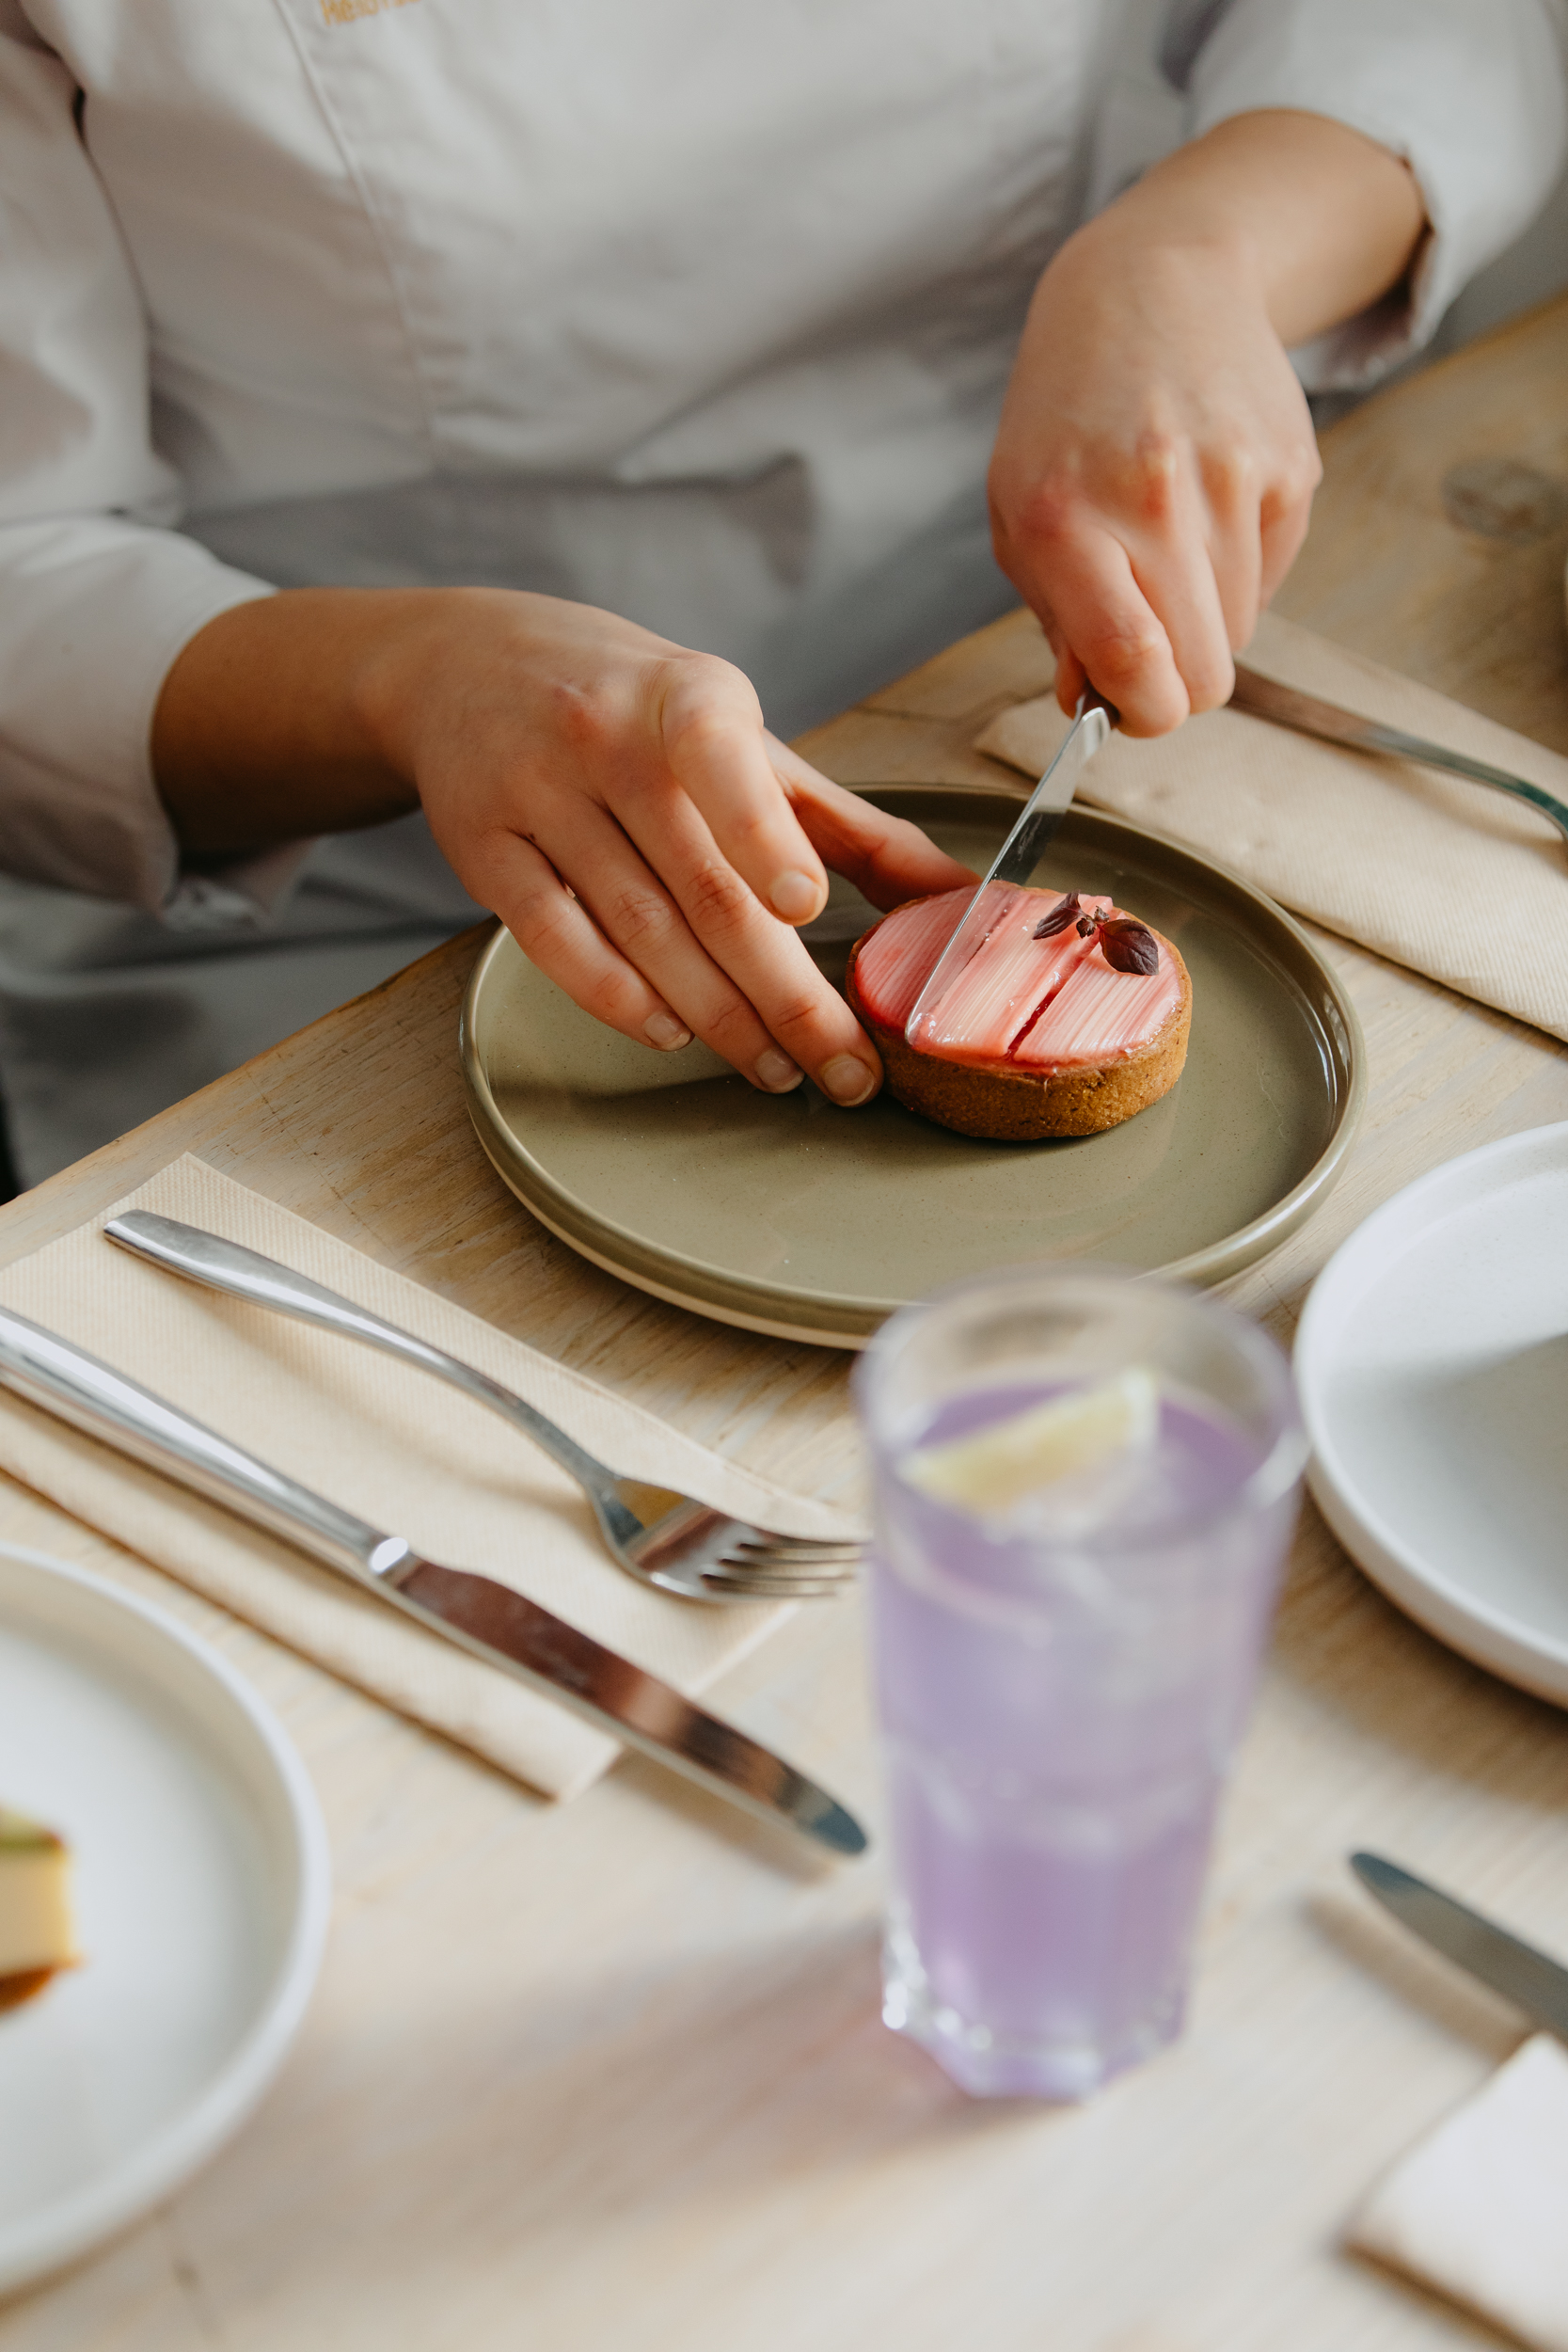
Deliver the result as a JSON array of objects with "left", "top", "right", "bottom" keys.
[
  {"left": 361, "top": 591, "right": 974, "bottom": 1102},
  {"left": 988, "top": 112, "right": 1424, "bottom": 736},
  {"left": 990, "top": 233, "right": 1320, "bottom": 736}
]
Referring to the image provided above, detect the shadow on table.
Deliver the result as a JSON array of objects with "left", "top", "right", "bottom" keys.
[
  {"left": 1269, "top": 1492, "right": 1568, "bottom": 1810},
  {"left": 1307, "top": 1887, "right": 1532, "bottom": 2064},
  {"left": 154, "top": 1915, "right": 1095, "bottom": 2326}
]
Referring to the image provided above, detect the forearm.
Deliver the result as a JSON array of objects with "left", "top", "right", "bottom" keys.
[
  {"left": 151, "top": 586, "right": 444, "bottom": 858},
  {"left": 1071, "top": 107, "right": 1426, "bottom": 348}
]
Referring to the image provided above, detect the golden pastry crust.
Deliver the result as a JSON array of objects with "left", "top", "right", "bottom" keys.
[{"left": 847, "top": 914, "right": 1192, "bottom": 1140}]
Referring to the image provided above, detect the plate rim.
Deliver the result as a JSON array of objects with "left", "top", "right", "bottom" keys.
[
  {"left": 463, "top": 790, "right": 1368, "bottom": 1346},
  {"left": 1295, "top": 1119, "right": 1568, "bottom": 1705},
  {"left": 0, "top": 1543, "right": 333, "bottom": 2296}
]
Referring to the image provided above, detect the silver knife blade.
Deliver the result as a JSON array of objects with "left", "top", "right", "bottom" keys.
[
  {"left": 904, "top": 690, "right": 1116, "bottom": 1049},
  {"left": 0, "top": 1302, "right": 867, "bottom": 1859},
  {"left": 1352, "top": 1851, "right": 1568, "bottom": 2039}
]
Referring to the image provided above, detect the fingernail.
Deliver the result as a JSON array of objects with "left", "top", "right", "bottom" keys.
[
  {"left": 770, "top": 869, "right": 823, "bottom": 923},
  {"left": 819, "top": 1055, "right": 877, "bottom": 1106},
  {"left": 754, "top": 1047, "right": 803, "bottom": 1092},
  {"left": 644, "top": 1010, "right": 692, "bottom": 1051}
]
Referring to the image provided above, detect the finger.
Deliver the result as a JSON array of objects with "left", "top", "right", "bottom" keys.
[
  {"left": 766, "top": 742, "right": 977, "bottom": 910},
  {"left": 1053, "top": 639, "right": 1086, "bottom": 717},
  {"left": 1259, "top": 414, "right": 1322, "bottom": 607},
  {"left": 651, "top": 659, "right": 828, "bottom": 924},
  {"left": 1125, "top": 525, "right": 1236, "bottom": 717},
  {"left": 536, "top": 804, "right": 810, "bottom": 1092},
  {"left": 1198, "top": 449, "right": 1264, "bottom": 656},
  {"left": 1258, "top": 471, "right": 1315, "bottom": 608},
  {"left": 1011, "top": 520, "right": 1189, "bottom": 737},
  {"left": 482, "top": 831, "right": 697, "bottom": 1055},
  {"left": 1105, "top": 437, "right": 1242, "bottom": 715},
  {"left": 600, "top": 787, "right": 883, "bottom": 1106},
  {"left": 1022, "top": 608, "right": 1085, "bottom": 716}
]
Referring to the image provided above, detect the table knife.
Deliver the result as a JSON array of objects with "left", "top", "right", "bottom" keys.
[
  {"left": 0, "top": 1304, "right": 867, "bottom": 1858},
  {"left": 1352, "top": 1851, "right": 1568, "bottom": 2039},
  {"left": 1230, "top": 664, "right": 1568, "bottom": 852},
  {"left": 904, "top": 689, "right": 1116, "bottom": 1049}
]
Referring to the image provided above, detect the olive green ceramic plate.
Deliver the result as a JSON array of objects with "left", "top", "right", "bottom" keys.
[{"left": 461, "top": 789, "right": 1365, "bottom": 1347}]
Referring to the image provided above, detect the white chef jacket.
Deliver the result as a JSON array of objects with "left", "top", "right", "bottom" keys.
[{"left": 0, "top": 0, "right": 1563, "bottom": 1183}]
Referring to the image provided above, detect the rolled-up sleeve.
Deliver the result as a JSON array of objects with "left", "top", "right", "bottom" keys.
[
  {"left": 0, "top": 11, "right": 275, "bottom": 911},
  {"left": 1169, "top": 0, "right": 1568, "bottom": 387}
]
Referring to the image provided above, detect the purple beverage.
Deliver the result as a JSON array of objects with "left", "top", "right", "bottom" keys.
[{"left": 855, "top": 1272, "right": 1304, "bottom": 2100}]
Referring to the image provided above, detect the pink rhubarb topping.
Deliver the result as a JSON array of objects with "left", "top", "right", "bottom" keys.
[{"left": 855, "top": 883, "right": 1182, "bottom": 1072}]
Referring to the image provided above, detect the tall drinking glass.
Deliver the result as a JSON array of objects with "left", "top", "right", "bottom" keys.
[{"left": 854, "top": 1266, "right": 1305, "bottom": 2100}]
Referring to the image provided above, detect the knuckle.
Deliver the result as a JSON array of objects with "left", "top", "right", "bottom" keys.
[
  {"left": 1200, "top": 445, "right": 1258, "bottom": 510},
  {"left": 1268, "top": 446, "right": 1323, "bottom": 512},
  {"left": 1080, "top": 621, "right": 1166, "bottom": 689},
  {"left": 579, "top": 970, "right": 643, "bottom": 1030},
  {"left": 682, "top": 856, "right": 753, "bottom": 936},
  {"left": 657, "top": 653, "right": 760, "bottom": 747},
  {"left": 605, "top": 881, "right": 677, "bottom": 955},
  {"left": 703, "top": 992, "right": 767, "bottom": 1055},
  {"left": 546, "top": 679, "right": 618, "bottom": 759},
  {"left": 506, "top": 877, "right": 576, "bottom": 958},
  {"left": 1183, "top": 657, "right": 1235, "bottom": 716},
  {"left": 756, "top": 987, "right": 824, "bottom": 1044},
  {"left": 1008, "top": 473, "right": 1084, "bottom": 553},
  {"left": 1131, "top": 434, "right": 1181, "bottom": 525}
]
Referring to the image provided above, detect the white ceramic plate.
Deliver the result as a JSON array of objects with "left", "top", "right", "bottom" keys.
[
  {"left": 1295, "top": 1122, "right": 1568, "bottom": 1704},
  {"left": 0, "top": 1546, "right": 331, "bottom": 2295}
]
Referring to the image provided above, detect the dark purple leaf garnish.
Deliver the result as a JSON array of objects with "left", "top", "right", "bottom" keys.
[
  {"left": 1098, "top": 917, "right": 1160, "bottom": 976},
  {"left": 1032, "top": 892, "right": 1081, "bottom": 940}
]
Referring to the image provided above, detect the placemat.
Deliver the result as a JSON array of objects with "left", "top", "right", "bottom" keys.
[
  {"left": 974, "top": 610, "right": 1568, "bottom": 1042},
  {"left": 0, "top": 1157, "right": 856, "bottom": 1798}
]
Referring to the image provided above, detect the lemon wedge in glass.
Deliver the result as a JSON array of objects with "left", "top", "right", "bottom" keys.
[{"left": 902, "top": 1368, "right": 1159, "bottom": 1514}]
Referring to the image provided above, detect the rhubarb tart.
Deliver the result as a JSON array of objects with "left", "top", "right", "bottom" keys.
[{"left": 847, "top": 883, "right": 1191, "bottom": 1140}]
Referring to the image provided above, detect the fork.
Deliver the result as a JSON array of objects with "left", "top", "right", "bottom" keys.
[{"left": 104, "top": 1214, "right": 861, "bottom": 1605}]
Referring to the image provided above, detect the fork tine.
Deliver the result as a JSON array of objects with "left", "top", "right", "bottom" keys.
[
  {"left": 729, "top": 1554, "right": 862, "bottom": 1578},
  {"left": 702, "top": 1571, "right": 851, "bottom": 1598},
  {"left": 727, "top": 1534, "right": 863, "bottom": 1564},
  {"left": 721, "top": 1547, "right": 860, "bottom": 1574},
  {"left": 712, "top": 1552, "right": 857, "bottom": 1582}
]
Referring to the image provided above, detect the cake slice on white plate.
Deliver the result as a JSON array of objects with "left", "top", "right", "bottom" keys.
[{"left": 0, "top": 1805, "right": 78, "bottom": 2007}]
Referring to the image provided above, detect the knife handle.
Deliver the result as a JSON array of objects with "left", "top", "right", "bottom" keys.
[{"left": 0, "top": 1302, "right": 405, "bottom": 1584}]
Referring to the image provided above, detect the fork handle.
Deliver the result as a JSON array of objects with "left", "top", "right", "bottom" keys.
[{"left": 105, "top": 1213, "right": 616, "bottom": 1506}]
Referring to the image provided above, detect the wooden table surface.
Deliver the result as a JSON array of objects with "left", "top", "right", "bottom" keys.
[{"left": 4, "top": 299, "right": 1568, "bottom": 2352}]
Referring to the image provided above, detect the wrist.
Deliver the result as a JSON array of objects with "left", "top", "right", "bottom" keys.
[
  {"left": 347, "top": 587, "right": 488, "bottom": 785},
  {"left": 1066, "top": 110, "right": 1424, "bottom": 350},
  {"left": 1044, "top": 201, "right": 1269, "bottom": 319}
]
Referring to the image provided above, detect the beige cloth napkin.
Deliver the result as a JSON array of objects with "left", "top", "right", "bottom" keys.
[
  {"left": 0, "top": 1156, "right": 857, "bottom": 1799},
  {"left": 1349, "top": 2034, "right": 1568, "bottom": 2349},
  {"left": 974, "top": 609, "right": 1568, "bottom": 1044}
]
